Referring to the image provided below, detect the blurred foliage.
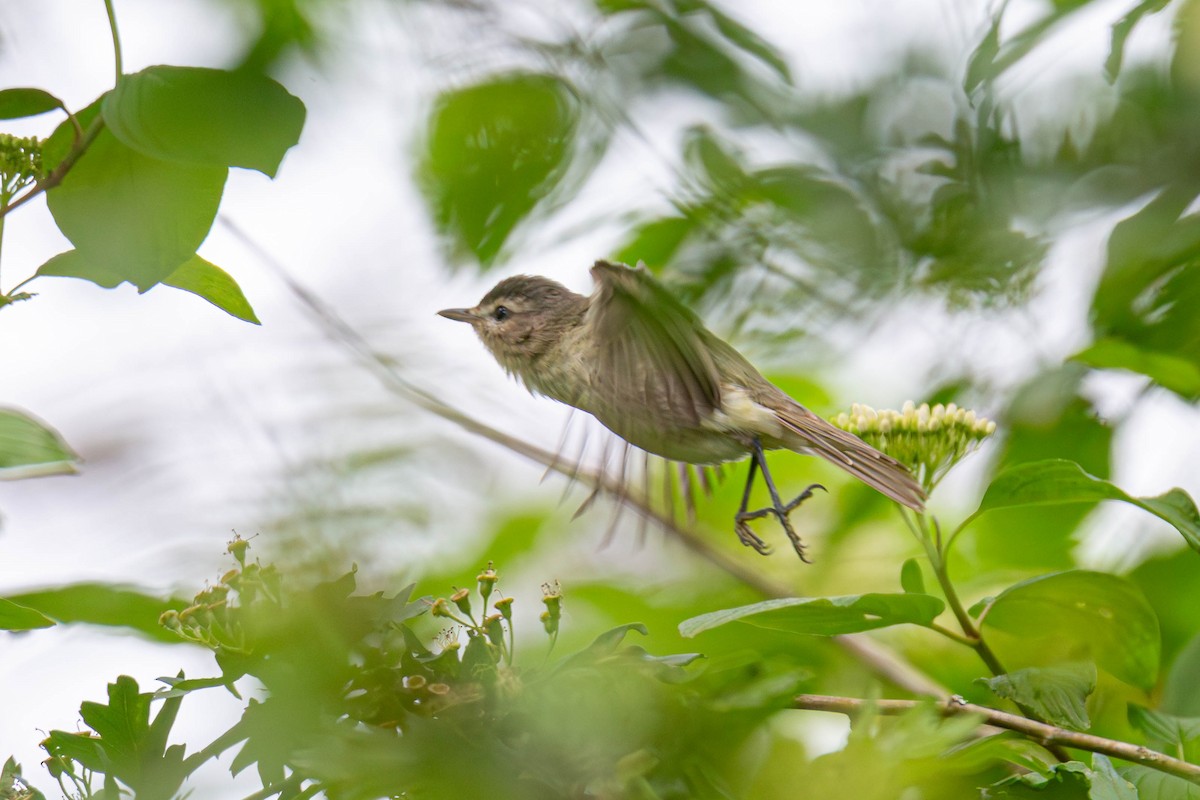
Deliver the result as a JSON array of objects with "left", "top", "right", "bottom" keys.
[{"left": 7, "top": 0, "right": 1200, "bottom": 797}]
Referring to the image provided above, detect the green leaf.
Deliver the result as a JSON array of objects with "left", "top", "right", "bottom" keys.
[
  {"left": 0, "top": 407, "right": 78, "bottom": 478},
  {"left": 45, "top": 112, "right": 227, "bottom": 291},
  {"left": 1089, "top": 755, "right": 1139, "bottom": 800},
  {"left": 1163, "top": 632, "right": 1200, "bottom": 716},
  {"left": 36, "top": 249, "right": 125, "bottom": 288},
  {"left": 1128, "top": 705, "right": 1200, "bottom": 764},
  {"left": 0, "top": 597, "right": 55, "bottom": 630},
  {"left": 981, "top": 570, "right": 1160, "bottom": 689},
  {"left": 162, "top": 255, "right": 260, "bottom": 324},
  {"left": 0, "top": 87, "right": 65, "bottom": 119},
  {"left": 963, "top": 459, "right": 1200, "bottom": 555},
  {"left": 1073, "top": 338, "right": 1200, "bottom": 398},
  {"left": 1106, "top": 1, "right": 1170, "bottom": 82},
  {"left": 420, "top": 73, "right": 578, "bottom": 267},
  {"left": 981, "top": 663, "right": 1096, "bottom": 730},
  {"left": 678, "top": 593, "right": 945, "bottom": 638},
  {"left": 1, "top": 757, "right": 47, "bottom": 800},
  {"left": 900, "top": 557, "right": 926, "bottom": 594},
  {"left": 1120, "top": 764, "right": 1200, "bottom": 799},
  {"left": 79, "top": 676, "right": 151, "bottom": 773},
  {"left": 613, "top": 216, "right": 695, "bottom": 269},
  {"left": 6, "top": 583, "right": 187, "bottom": 644},
  {"left": 103, "top": 66, "right": 305, "bottom": 177},
  {"left": 985, "top": 761, "right": 1095, "bottom": 798}
]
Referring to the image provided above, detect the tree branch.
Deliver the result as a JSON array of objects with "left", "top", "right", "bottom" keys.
[{"left": 794, "top": 693, "right": 1200, "bottom": 785}]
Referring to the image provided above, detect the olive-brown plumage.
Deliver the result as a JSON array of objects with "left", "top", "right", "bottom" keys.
[{"left": 439, "top": 260, "right": 925, "bottom": 559}]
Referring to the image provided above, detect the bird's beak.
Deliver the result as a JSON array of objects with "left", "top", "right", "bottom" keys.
[{"left": 437, "top": 307, "right": 478, "bottom": 323}]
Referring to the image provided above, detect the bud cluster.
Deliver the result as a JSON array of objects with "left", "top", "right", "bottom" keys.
[
  {"left": 0, "top": 133, "right": 43, "bottom": 200},
  {"left": 833, "top": 401, "right": 997, "bottom": 492}
]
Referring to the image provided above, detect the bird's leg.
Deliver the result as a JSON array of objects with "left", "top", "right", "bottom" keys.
[
  {"left": 735, "top": 439, "right": 823, "bottom": 562},
  {"left": 734, "top": 454, "right": 772, "bottom": 554}
]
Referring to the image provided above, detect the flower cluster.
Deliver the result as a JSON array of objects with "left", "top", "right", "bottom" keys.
[
  {"left": 832, "top": 401, "right": 996, "bottom": 492},
  {"left": 0, "top": 133, "right": 43, "bottom": 200}
]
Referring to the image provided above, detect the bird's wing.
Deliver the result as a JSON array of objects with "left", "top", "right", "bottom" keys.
[
  {"left": 766, "top": 396, "right": 927, "bottom": 511},
  {"left": 587, "top": 260, "right": 722, "bottom": 428}
]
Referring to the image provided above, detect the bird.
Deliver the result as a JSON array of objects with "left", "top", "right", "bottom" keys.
[{"left": 438, "top": 260, "right": 925, "bottom": 561}]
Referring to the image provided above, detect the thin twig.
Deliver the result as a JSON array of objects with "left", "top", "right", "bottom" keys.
[{"left": 794, "top": 693, "right": 1200, "bottom": 785}]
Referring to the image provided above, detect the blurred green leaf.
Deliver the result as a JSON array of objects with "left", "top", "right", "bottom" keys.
[
  {"left": 1120, "top": 764, "right": 1200, "bottom": 799},
  {"left": 1128, "top": 705, "right": 1200, "bottom": 765},
  {"left": 1163, "top": 632, "right": 1200, "bottom": 717},
  {"left": 1091, "top": 186, "right": 1200, "bottom": 400},
  {"left": 0, "top": 87, "right": 64, "bottom": 119},
  {"left": 6, "top": 584, "right": 187, "bottom": 644},
  {"left": 679, "top": 593, "right": 944, "bottom": 638},
  {"left": 420, "top": 73, "right": 577, "bottom": 267},
  {"left": 1073, "top": 338, "right": 1200, "bottom": 398},
  {"left": 1106, "top": 1, "right": 1171, "bottom": 82},
  {"left": 986, "top": 761, "right": 1094, "bottom": 798},
  {"left": 103, "top": 66, "right": 305, "bottom": 177},
  {"left": 0, "top": 757, "right": 47, "bottom": 800},
  {"left": 161, "top": 255, "right": 261, "bottom": 324},
  {"left": 1131, "top": 550, "right": 1200, "bottom": 671},
  {"left": 981, "top": 570, "right": 1160, "bottom": 689},
  {"left": 614, "top": 215, "right": 696, "bottom": 269},
  {"left": 900, "top": 558, "right": 926, "bottom": 594},
  {"left": 981, "top": 663, "right": 1096, "bottom": 730},
  {"left": 962, "top": 459, "right": 1200, "bottom": 556},
  {"left": 35, "top": 249, "right": 125, "bottom": 289},
  {"left": 45, "top": 103, "right": 227, "bottom": 291},
  {"left": 0, "top": 597, "right": 55, "bottom": 631},
  {"left": 0, "top": 407, "right": 77, "bottom": 478}
]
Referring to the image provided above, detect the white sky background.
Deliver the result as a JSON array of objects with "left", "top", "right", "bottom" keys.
[{"left": 1, "top": 0, "right": 1198, "bottom": 794}]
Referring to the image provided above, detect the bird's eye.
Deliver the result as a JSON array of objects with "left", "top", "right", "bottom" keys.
[{"left": 493, "top": 306, "right": 510, "bottom": 321}]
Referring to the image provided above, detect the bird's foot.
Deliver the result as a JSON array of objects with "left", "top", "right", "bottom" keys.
[{"left": 734, "top": 484, "right": 825, "bottom": 562}]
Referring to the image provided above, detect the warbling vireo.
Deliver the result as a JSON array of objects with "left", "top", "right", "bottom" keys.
[{"left": 439, "top": 260, "right": 924, "bottom": 560}]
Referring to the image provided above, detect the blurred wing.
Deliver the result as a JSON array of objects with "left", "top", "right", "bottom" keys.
[{"left": 587, "top": 261, "right": 721, "bottom": 429}]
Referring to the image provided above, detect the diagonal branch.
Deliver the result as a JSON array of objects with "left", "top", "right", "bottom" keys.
[{"left": 794, "top": 693, "right": 1200, "bottom": 785}]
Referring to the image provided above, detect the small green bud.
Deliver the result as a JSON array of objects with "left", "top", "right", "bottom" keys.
[
  {"left": 402, "top": 674, "right": 427, "bottom": 690},
  {"left": 540, "top": 609, "right": 558, "bottom": 637},
  {"left": 227, "top": 536, "right": 250, "bottom": 566},
  {"left": 493, "top": 596, "right": 514, "bottom": 621},
  {"left": 450, "top": 587, "right": 472, "bottom": 615},
  {"left": 159, "top": 610, "right": 181, "bottom": 630},
  {"left": 477, "top": 561, "right": 498, "bottom": 602},
  {"left": 430, "top": 597, "right": 452, "bottom": 618},
  {"left": 427, "top": 683, "right": 451, "bottom": 696}
]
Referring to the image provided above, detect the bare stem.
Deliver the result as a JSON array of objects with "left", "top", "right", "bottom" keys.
[
  {"left": 104, "top": 0, "right": 124, "bottom": 80},
  {"left": 794, "top": 693, "right": 1200, "bottom": 785}
]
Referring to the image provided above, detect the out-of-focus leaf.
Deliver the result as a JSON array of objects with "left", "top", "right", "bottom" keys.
[
  {"left": 900, "top": 558, "right": 926, "bottom": 594},
  {"left": 0, "top": 597, "right": 55, "bottom": 630},
  {"left": 1120, "top": 764, "right": 1200, "bottom": 800},
  {"left": 981, "top": 570, "right": 1160, "bottom": 689},
  {"left": 1091, "top": 186, "right": 1200, "bottom": 401},
  {"left": 968, "top": 370, "right": 1111, "bottom": 571},
  {"left": 1163, "top": 632, "right": 1200, "bottom": 716},
  {"left": 614, "top": 215, "right": 696, "bottom": 269},
  {"left": 0, "top": 407, "right": 77, "bottom": 478},
  {"left": 1128, "top": 705, "right": 1200, "bottom": 764},
  {"left": 45, "top": 101, "right": 227, "bottom": 291},
  {"left": 985, "top": 761, "right": 1094, "bottom": 798},
  {"left": 0, "top": 87, "right": 64, "bottom": 119},
  {"left": 1089, "top": 755, "right": 1140, "bottom": 800},
  {"left": 1106, "top": 1, "right": 1170, "bottom": 82},
  {"left": 420, "top": 73, "right": 577, "bottom": 267},
  {"left": 679, "top": 593, "right": 944, "bottom": 638},
  {"left": 685, "top": 126, "right": 746, "bottom": 193},
  {"left": 1, "top": 757, "right": 47, "bottom": 800},
  {"left": 1073, "top": 338, "right": 1200, "bottom": 398},
  {"left": 981, "top": 663, "right": 1095, "bottom": 730},
  {"left": 962, "top": 459, "right": 1200, "bottom": 556},
  {"left": 6, "top": 583, "right": 187, "bottom": 644},
  {"left": 36, "top": 249, "right": 125, "bottom": 288},
  {"left": 103, "top": 65, "right": 305, "bottom": 177},
  {"left": 161, "top": 255, "right": 261, "bottom": 324}
]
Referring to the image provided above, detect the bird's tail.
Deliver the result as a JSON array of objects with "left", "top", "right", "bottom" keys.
[{"left": 772, "top": 401, "right": 926, "bottom": 512}]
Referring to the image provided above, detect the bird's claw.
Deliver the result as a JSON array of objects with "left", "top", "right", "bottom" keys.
[
  {"left": 734, "top": 517, "right": 772, "bottom": 554},
  {"left": 734, "top": 483, "right": 824, "bottom": 562}
]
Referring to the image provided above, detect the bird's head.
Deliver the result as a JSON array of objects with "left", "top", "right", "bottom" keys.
[{"left": 438, "top": 275, "right": 587, "bottom": 376}]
